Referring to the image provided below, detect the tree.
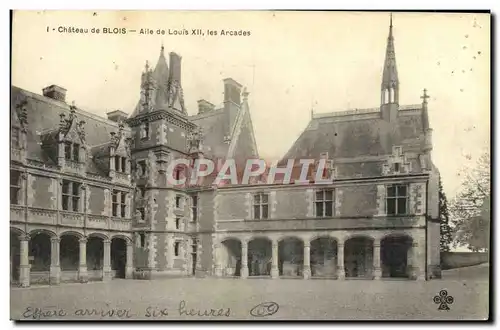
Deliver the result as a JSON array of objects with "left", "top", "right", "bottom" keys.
[
  {"left": 449, "top": 151, "right": 490, "bottom": 251},
  {"left": 439, "top": 178, "right": 453, "bottom": 252}
]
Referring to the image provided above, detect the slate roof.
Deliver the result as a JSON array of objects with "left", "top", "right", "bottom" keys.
[
  {"left": 188, "top": 108, "right": 229, "bottom": 160},
  {"left": 11, "top": 85, "right": 128, "bottom": 174},
  {"left": 281, "top": 106, "right": 428, "bottom": 178}
]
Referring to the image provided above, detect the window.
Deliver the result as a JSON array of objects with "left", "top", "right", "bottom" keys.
[
  {"left": 112, "top": 191, "right": 119, "bottom": 216},
  {"left": 253, "top": 193, "right": 268, "bottom": 220},
  {"left": 114, "top": 156, "right": 128, "bottom": 173},
  {"left": 72, "top": 143, "right": 80, "bottom": 161},
  {"left": 120, "top": 193, "right": 127, "bottom": 217},
  {"left": 121, "top": 157, "right": 127, "bottom": 173},
  {"left": 386, "top": 184, "right": 408, "bottom": 215},
  {"left": 64, "top": 142, "right": 79, "bottom": 162},
  {"left": 315, "top": 189, "right": 334, "bottom": 217},
  {"left": 64, "top": 142, "right": 72, "bottom": 160},
  {"left": 139, "top": 233, "right": 146, "bottom": 248},
  {"left": 10, "top": 170, "right": 21, "bottom": 205},
  {"left": 11, "top": 127, "right": 20, "bottom": 148},
  {"left": 175, "top": 195, "right": 182, "bottom": 209},
  {"left": 114, "top": 156, "right": 120, "bottom": 171},
  {"left": 191, "top": 195, "right": 198, "bottom": 222},
  {"left": 174, "top": 242, "right": 180, "bottom": 257},
  {"left": 112, "top": 191, "right": 126, "bottom": 217},
  {"left": 175, "top": 217, "right": 181, "bottom": 230},
  {"left": 62, "top": 180, "right": 81, "bottom": 212}
]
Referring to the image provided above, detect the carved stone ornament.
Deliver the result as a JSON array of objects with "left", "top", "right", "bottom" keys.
[
  {"left": 187, "top": 126, "right": 204, "bottom": 153},
  {"left": 15, "top": 97, "right": 28, "bottom": 132},
  {"left": 58, "top": 102, "right": 87, "bottom": 146}
]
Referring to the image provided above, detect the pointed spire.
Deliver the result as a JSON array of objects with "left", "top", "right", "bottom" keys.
[
  {"left": 382, "top": 13, "right": 398, "bottom": 89},
  {"left": 160, "top": 42, "right": 165, "bottom": 58}
]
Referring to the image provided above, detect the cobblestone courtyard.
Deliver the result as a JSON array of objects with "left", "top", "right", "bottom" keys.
[{"left": 11, "top": 265, "right": 489, "bottom": 321}]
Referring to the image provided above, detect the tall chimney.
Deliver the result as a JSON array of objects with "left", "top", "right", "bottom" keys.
[
  {"left": 42, "top": 85, "right": 67, "bottom": 102},
  {"left": 223, "top": 78, "right": 242, "bottom": 105},
  {"left": 197, "top": 99, "right": 215, "bottom": 115},
  {"left": 223, "top": 78, "right": 243, "bottom": 138},
  {"left": 169, "top": 52, "right": 182, "bottom": 83},
  {"left": 107, "top": 110, "right": 129, "bottom": 123}
]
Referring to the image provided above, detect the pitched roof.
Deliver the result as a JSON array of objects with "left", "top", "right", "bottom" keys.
[
  {"left": 11, "top": 85, "right": 128, "bottom": 173},
  {"left": 282, "top": 105, "right": 426, "bottom": 175},
  {"left": 189, "top": 108, "right": 229, "bottom": 160}
]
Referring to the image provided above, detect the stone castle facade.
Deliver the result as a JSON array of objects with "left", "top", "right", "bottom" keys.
[{"left": 10, "top": 18, "right": 441, "bottom": 287}]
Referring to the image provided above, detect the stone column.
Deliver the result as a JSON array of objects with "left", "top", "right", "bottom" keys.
[
  {"left": 116, "top": 156, "right": 121, "bottom": 172},
  {"left": 125, "top": 159, "right": 131, "bottom": 174},
  {"left": 410, "top": 242, "right": 425, "bottom": 280},
  {"left": 241, "top": 240, "right": 249, "bottom": 279},
  {"left": 109, "top": 153, "right": 115, "bottom": 178},
  {"left": 271, "top": 240, "right": 279, "bottom": 279},
  {"left": 50, "top": 237, "right": 60, "bottom": 285},
  {"left": 19, "top": 234, "right": 30, "bottom": 288},
  {"left": 337, "top": 242, "right": 345, "bottom": 280},
  {"left": 303, "top": 240, "right": 311, "bottom": 279},
  {"left": 103, "top": 239, "right": 112, "bottom": 281},
  {"left": 373, "top": 239, "right": 382, "bottom": 280},
  {"left": 126, "top": 241, "right": 134, "bottom": 279},
  {"left": 214, "top": 242, "right": 222, "bottom": 277},
  {"left": 78, "top": 237, "right": 88, "bottom": 283}
]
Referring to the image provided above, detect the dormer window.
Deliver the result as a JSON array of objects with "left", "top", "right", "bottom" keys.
[
  {"left": 64, "top": 142, "right": 79, "bottom": 162},
  {"left": 114, "top": 155, "right": 128, "bottom": 173},
  {"left": 121, "top": 157, "right": 127, "bottom": 173}
]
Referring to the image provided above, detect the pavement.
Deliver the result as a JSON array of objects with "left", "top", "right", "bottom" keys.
[{"left": 11, "top": 265, "right": 489, "bottom": 321}]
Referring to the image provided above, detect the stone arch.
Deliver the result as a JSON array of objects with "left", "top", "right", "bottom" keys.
[
  {"left": 247, "top": 235, "right": 273, "bottom": 243},
  {"left": 277, "top": 235, "right": 304, "bottom": 243},
  {"left": 86, "top": 235, "right": 105, "bottom": 280},
  {"left": 29, "top": 228, "right": 57, "bottom": 239},
  {"left": 248, "top": 236, "right": 272, "bottom": 276},
  {"left": 111, "top": 234, "right": 133, "bottom": 244},
  {"left": 278, "top": 236, "right": 304, "bottom": 277},
  {"left": 381, "top": 233, "right": 413, "bottom": 278},
  {"left": 29, "top": 229, "right": 53, "bottom": 278},
  {"left": 60, "top": 233, "right": 80, "bottom": 273},
  {"left": 381, "top": 232, "right": 413, "bottom": 242},
  {"left": 344, "top": 235, "right": 374, "bottom": 278},
  {"left": 219, "top": 238, "right": 242, "bottom": 277},
  {"left": 87, "top": 232, "right": 110, "bottom": 241},
  {"left": 309, "top": 233, "right": 339, "bottom": 244},
  {"left": 111, "top": 236, "right": 128, "bottom": 278},
  {"left": 310, "top": 236, "right": 338, "bottom": 278},
  {"left": 10, "top": 226, "right": 26, "bottom": 237},
  {"left": 343, "top": 233, "right": 375, "bottom": 243},
  {"left": 60, "top": 230, "right": 84, "bottom": 239},
  {"left": 220, "top": 236, "right": 242, "bottom": 244}
]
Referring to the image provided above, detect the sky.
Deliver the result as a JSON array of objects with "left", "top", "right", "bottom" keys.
[{"left": 11, "top": 10, "right": 490, "bottom": 198}]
